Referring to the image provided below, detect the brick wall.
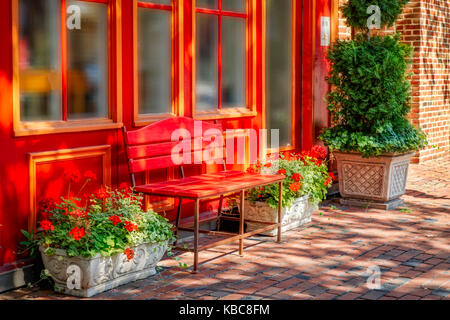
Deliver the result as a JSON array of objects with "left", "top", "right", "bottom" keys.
[{"left": 335, "top": 0, "right": 450, "bottom": 162}]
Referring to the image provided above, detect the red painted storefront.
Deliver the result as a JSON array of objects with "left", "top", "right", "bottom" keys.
[{"left": 0, "top": 0, "right": 334, "bottom": 288}]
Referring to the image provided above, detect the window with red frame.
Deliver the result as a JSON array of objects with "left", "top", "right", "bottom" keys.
[
  {"left": 137, "top": 0, "right": 173, "bottom": 115},
  {"left": 195, "top": 0, "right": 247, "bottom": 112},
  {"left": 18, "top": 0, "right": 110, "bottom": 121}
]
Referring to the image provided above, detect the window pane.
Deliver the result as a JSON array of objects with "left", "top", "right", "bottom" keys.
[
  {"left": 222, "top": 17, "right": 246, "bottom": 108},
  {"left": 266, "top": 0, "right": 292, "bottom": 147},
  {"left": 67, "top": 1, "right": 108, "bottom": 120},
  {"left": 196, "top": 0, "right": 217, "bottom": 9},
  {"left": 196, "top": 14, "right": 218, "bottom": 111},
  {"left": 222, "top": 0, "right": 246, "bottom": 12},
  {"left": 19, "top": 0, "right": 61, "bottom": 121},
  {"left": 138, "top": 9, "right": 172, "bottom": 114}
]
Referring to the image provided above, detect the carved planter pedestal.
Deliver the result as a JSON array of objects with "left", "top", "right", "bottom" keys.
[
  {"left": 334, "top": 152, "right": 413, "bottom": 210},
  {"left": 40, "top": 242, "right": 168, "bottom": 298},
  {"left": 244, "top": 196, "right": 318, "bottom": 237}
]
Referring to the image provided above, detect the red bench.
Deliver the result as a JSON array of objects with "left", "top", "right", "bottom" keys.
[{"left": 123, "top": 117, "right": 284, "bottom": 272}]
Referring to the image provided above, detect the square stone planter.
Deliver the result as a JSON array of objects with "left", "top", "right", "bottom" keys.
[
  {"left": 244, "top": 195, "right": 318, "bottom": 237},
  {"left": 333, "top": 152, "right": 413, "bottom": 210},
  {"left": 40, "top": 242, "right": 168, "bottom": 298}
]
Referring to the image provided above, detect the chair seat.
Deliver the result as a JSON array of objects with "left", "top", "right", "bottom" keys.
[{"left": 134, "top": 171, "right": 284, "bottom": 200}]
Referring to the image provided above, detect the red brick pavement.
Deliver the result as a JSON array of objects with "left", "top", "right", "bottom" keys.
[{"left": 1, "top": 157, "right": 449, "bottom": 300}]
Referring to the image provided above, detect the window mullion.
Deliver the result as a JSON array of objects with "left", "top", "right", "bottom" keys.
[
  {"left": 218, "top": 0, "right": 222, "bottom": 111},
  {"left": 61, "top": 0, "right": 68, "bottom": 121},
  {"left": 218, "top": 14, "right": 222, "bottom": 110}
]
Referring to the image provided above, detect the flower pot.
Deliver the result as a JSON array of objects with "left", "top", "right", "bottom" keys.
[
  {"left": 333, "top": 151, "right": 413, "bottom": 210},
  {"left": 39, "top": 242, "right": 168, "bottom": 298},
  {"left": 244, "top": 195, "right": 318, "bottom": 237}
]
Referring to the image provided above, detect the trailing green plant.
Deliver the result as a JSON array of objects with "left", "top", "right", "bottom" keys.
[
  {"left": 342, "top": 0, "right": 409, "bottom": 32},
  {"left": 320, "top": 33, "right": 427, "bottom": 157},
  {"left": 246, "top": 145, "right": 334, "bottom": 208},
  {"left": 23, "top": 186, "right": 175, "bottom": 259}
]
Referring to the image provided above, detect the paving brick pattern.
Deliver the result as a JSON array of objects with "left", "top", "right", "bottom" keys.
[{"left": 1, "top": 157, "right": 449, "bottom": 300}]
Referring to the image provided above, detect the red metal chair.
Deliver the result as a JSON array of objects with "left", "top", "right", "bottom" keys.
[{"left": 123, "top": 117, "right": 284, "bottom": 272}]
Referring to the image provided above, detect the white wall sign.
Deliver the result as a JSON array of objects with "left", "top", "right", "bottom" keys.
[{"left": 321, "top": 16, "right": 331, "bottom": 47}]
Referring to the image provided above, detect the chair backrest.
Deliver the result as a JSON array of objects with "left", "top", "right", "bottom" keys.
[{"left": 123, "top": 117, "right": 226, "bottom": 183}]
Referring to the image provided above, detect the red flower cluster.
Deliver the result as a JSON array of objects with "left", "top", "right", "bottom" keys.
[
  {"left": 95, "top": 187, "right": 108, "bottom": 200},
  {"left": 124, "top": 248, "right": 135, "bottom": 261},
  {"left": 38, "top": 198, "right": 56, "bottom": 219},
  {"left": 40, "top": 220, "right": 54, "bottom": 232},
  {"left": 324, "top": 172, "right": 335, "bottom": 186},
  {"left": 124, "top": 221, "right": 138, "bottom": 232},
  {"left": 69, "top": 226, "right": 86, "bottom": 241},
  {"left": 292, "top": 173, "right": 303, "bottom": 182},
  {"left": 277, "top": 169, "right": 287, "bottom": 175},
  {"left": 65, "top": 169, "right": 81, "bottom": 183},
  {"left": 119, "top": 182, "right": 131, "bottom": 193},
  {"left": 264, "top": 163, "right": 272, "bottom": 168},
  {"left": 109, "top": 215, "right": 122, "bottom": 226},
  {"left": 289, "top": 182, "right": 301, "bottom": 192},
  {"left": 310, "top": 145, "right": 327, "bottom": 160},
  {"left": 84, "top": 170, "right": 97, "bottom": 181}
]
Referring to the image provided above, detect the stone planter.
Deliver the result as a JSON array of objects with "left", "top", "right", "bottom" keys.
[
  {"left": 245, "top": 195, "right": 318, "bottom": 237},
  {"left": 40, "top": 242, "right": 168, "bottom": 298},
  {"left": 333, "top": 152, "right": 413, "bottom": 210}
]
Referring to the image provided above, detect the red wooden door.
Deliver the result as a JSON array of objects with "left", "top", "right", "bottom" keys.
[{"left": 0, "top": 0, "right": 327, "bottom": 269}]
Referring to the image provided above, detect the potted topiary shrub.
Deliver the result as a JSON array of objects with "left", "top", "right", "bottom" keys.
[
  {"left": 244, "top": 146, "right": 334, "bottom": 236},
  {"left": 320, "top": 0, "right": 427, "bottom": 210},
  {"left": 24, "top": 185, "right": 174, "bottom": 298}
]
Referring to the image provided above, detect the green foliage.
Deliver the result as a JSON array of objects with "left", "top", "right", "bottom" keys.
[
  {"left": 23, "top": 187, "right": 175, "bottom": 259},
  {"left": 19, "top": 230, "right": 39, "bottom": 258},
  {"left": 342, "top": 0, "right": 409, "bottom": 31},
  {"left": 320, "top": 34, "right": 427, "bottom": 157},
  {"left": 246, "top": 146, "right": 334, "bottom": 208}
]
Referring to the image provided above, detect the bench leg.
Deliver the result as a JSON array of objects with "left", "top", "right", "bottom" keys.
[
  {"left": 216, "top": 195, "right": 224, "bottom": 231},
  {"left": 239, "top": 190, "right": 245, "bottom": 256},
  {"left": 193, "top": 199, "right": 200, "bottom": 273},
  {"left": 174, "top": 198, "right": 183, "bottom": 246},
  {"left": 278, "top": 181, "right": 283, "bottom": 243}
]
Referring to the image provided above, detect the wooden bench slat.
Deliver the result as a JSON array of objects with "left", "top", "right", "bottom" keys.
[
  {"left": 127, "top": 137, "right": 225, "bottom": 160},
  {"left": 126, "top": 117, "right": 223, "bottom": 145},
  {"left": 129, "top": 148, "right": 227, "bottom": 173}
]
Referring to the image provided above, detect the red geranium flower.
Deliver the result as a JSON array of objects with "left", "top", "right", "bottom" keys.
[
  {"left": 264, "top": 163, "right": 272, "bottom": 168},
  {"left": 292, "top": 173, "right": 303, "bottom": 182},
  {"left": 328, "top": 172, "right": 335, "bottom": 181},
  {"left": 109, "top": 215, "right": 122, "bottom": 226},
  {"left": 124, "top": 221, "right": 139, "bottom": 232},
  {"left": 124, "top": 248, "right": 135, "bottom": 261},
  {"left": 119, "top": 182, "right": 131, "bottom": 194},
  {"left": 65, "top": 169, "right": 81, "bottom": 183},
  {"left": 311, "top": 145, "right": 327, "bottom": 160},
  {"left": 324, "top": 177, "right": 333, "bottom": 186},
  {"left": 300, "top": 151, "right": 311, "bottom": 158},
  {"left": 38, "top": 198, "right": 56, "bottom": 219},
  {"left": 40, "top": 220, "right": 54, "bottom": 232},
  {"left": 69, "top": 226, "right": 86, "bottom": 241},
  {"left": 84, "top": 170, "right": 97, "bottom": 181},
  {"left": 95, "top": 187, "right": 108, "bottom": 200},
  {"left": 277, "top": 169, "right": 287, "bottom": 175},
  {"left": 289, "top": 182, "right": 301, "bottom": 192}
]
